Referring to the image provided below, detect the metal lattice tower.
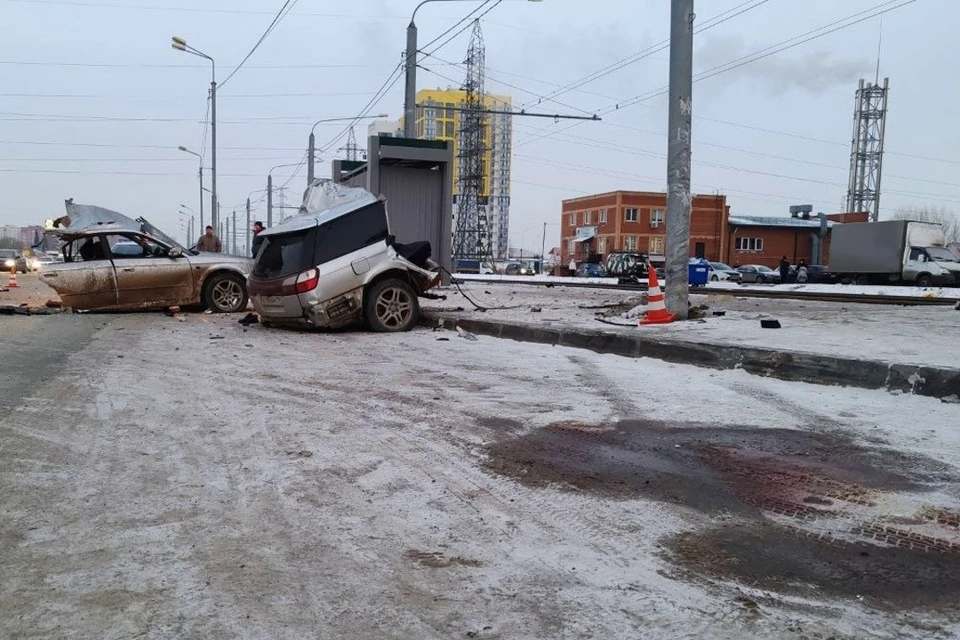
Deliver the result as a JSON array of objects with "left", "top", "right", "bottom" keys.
[
  {"left": 452, "top": 21, "right": 492, "bottom": 266},
  {"left": 846, "top": 77, "right": 889, "bottom": 222},
  {"left": 339, "top": 126, "right": 363, "bottom": 161}
]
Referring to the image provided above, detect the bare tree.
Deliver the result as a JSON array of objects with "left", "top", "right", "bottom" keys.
[
  {"left": 892, "top": 205, "right": 960, "bottom": 244},
  {"left": 0, "top": 237, "right": 23, "bottom": 250}
]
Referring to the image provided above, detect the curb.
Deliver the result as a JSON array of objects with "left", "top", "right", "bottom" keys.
[{"left": 425, "top": 314, "right": 960, "bottom": 401}]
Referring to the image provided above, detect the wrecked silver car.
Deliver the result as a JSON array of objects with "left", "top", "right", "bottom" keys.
[
  {"left": 248, "top": 182, "right": 440, "bottom": 331},
  {"left": 39, "top": 201, "right": 253, "bottom": 312}
]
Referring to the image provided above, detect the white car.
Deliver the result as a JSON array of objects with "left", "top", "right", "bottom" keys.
[
  {"left": 707, "top": 262, "right": 742, "bottom": 282},
  {"left": 248, "top": 182, "right": 440, "bottom": 332}
]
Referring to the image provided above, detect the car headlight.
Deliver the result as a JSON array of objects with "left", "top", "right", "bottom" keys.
[{"left": 3, "top": 259, "right": 14, "bottom": 268}]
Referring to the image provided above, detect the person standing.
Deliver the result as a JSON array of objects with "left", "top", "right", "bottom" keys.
[
  {"left": 779, "top": 256, "right": 790, "bottom": 283},
  {"left": 569, "top": 257, "right": 577, "bottom": 275},
  {"left": 196, "top": 225, "right": 222, "bottom": 253},
  {"left": 797, "top": 259, "right": 809, "bottom": 284},
  {"left": 251, "top": 221, "right": 265, "bottom": 258}
]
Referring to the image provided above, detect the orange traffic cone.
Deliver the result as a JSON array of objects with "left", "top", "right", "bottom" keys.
[
  {"left": 7, "top": 265, "right": 18, "bottom": 289},
  {"left": 640, "top": 266, "right": 675, "bottom": 325}
]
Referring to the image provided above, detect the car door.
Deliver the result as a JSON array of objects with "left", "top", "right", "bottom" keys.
[
  {"left": 40, "top": 235, "right": 119, "bottom": 309},
  {"left": 738, "top": 266, "right": 756, "bottom": 282},
  {"left": 109, "top": 234, "right": 194, "bottom": 308}
]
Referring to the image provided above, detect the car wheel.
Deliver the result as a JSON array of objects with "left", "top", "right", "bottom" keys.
[
  {"left": 366, "top": 278, "right": 420, "bottom": 332},
  {"left": 756, "top": 275, "right": 765, "bottom": 284},
  {"left": 203, "top": 272, "right": 248, "bottom": 313},
  {"left": 710, "top": 275, "right": 719, "bottom": 282},
  {"left": 916, "top": 274, "right": 933, "bottom": 288}
]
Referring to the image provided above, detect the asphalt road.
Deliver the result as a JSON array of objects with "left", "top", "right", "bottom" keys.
[{"left": 2, "top": 312, "right": 960, "bottom": 639}]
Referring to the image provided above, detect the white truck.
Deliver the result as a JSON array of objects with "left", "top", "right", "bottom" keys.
[{"left": 831, "top": 220, "right": 960, "bottom": 287}]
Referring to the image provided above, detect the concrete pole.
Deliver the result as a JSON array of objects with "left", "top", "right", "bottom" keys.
[
  {"left": 198, "top": 166, "right": 204, "bottom": 233},
  {"left": 210, "top": 80, "right": 218, "bottom": 230},
  {"left": 246, "top": 197, "right": 251, "bottom": 257},
  {"left": 307, "top": 132, "right": 316, "bottom": 185},
  {"left": 403, "top": 20, "right": 418, "bottom": 138},
  {"left": 267, "top": 173, "right": 273, "bottom": 227},
  {"left": 232, "top": 208, "right": 237, "bottom": 255},
  {"left": 540, "top": 222, "right": 547, "bottom": 274},
  {"left": 664, "top": 0, "right": 694, "bottom": 319}
]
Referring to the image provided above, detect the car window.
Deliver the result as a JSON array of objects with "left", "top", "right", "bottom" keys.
[
  {"left": 314, "top": 201, "right": 389, "bottom": 265},
  {"left": 254, "top": 227, "right": 319, "bottom": 279},
  {"left": 711, "top": 263, "right": 732, "bottom": 271},
  {"left": 67, "top": 236, "right": 109, "bottom": 262},
  {"left": 106, "top": 234, "right": 167, "bottom": 259}
]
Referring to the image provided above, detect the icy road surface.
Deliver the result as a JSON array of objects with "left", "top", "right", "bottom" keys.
[{"left": 2, "top": 313, "right": 960, "bottom": 639}]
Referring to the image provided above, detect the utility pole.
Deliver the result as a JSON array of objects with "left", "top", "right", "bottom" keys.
[
  {"left": 404, "top": 18, "right": 418, "bottom": 138},
  {"left": 210, "top": 79, "right": 218, "bottom": 230},
  {"left": 245, "top": 197, "right": 251, "bottom": 258},
  {"left": 232, "top": 208, "right": 237, "bottom": 255},
  {"left": 540, "top": 222, "right": 547, "bottom": 274},
  {"left": 198, "top": 166, "right": 204, "bottom": 232},
  {"left": 266, "top": 174, "right": 273, "bottom": 227},
  {"left": 664, "top": 0, "right": 693, "bottom": 320}
]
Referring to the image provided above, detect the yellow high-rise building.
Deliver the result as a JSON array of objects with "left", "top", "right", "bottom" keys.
[{"left": 413, "top": 88, "right": 513, "bottom": 259}]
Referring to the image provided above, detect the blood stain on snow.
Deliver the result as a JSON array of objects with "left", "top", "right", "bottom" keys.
[{"left": 484, "top": 419, "right": 960, "bottom": 608}]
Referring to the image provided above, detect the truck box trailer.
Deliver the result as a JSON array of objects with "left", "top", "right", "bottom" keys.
[{"left": 831, "top": 220, "right": 960, "bottom": 286}]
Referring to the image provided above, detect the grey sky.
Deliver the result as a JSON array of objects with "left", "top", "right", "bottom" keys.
[{"left": 1, "top": 0, "right": 956, "bottom": 252}]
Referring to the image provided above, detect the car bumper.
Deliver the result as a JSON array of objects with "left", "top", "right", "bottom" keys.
[{"left": 252, "top": 287, "right": 365, "bottom": 330}]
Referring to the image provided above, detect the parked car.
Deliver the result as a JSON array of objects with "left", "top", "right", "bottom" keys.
[
  {"left": 737, "top": 264, "right": 781, "bottom": 284},
  {"left": 248, "top": 183, "right": 440, "bottom": 332},
  {"left": 39, "top": 201, "right": 253, "bottom": 312},
  {"left": 803, "top": 264, "right": 836, "bottom": 284},
  {"left": 504, "top": 261, "right": 536, "bottom": 276},
  {"left": 575, "top": 262, "right": 608, "bottom": 278},
  {"left": 707, "top": 261, "right": 742, "bottom": 282},
  {"left": 605, "top": 252, "right": 649, "bottom": 283},
  {"left": 0, "top": 249, "right": 29, "bottom": 274}
]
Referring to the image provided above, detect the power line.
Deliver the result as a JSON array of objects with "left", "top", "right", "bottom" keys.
[
  {"left": 0, "top": 60, "right": 369, "bottom": 69},
  {"left": 5, "top": 0, "right": 409, "bottom": 19},
  {"left": 514, "top": 0, "right": 920, "bottom": 149},
  {"left": 421, "top": 1, "right": 503, "bottom": 57},
  {"left": 419, "top": 0, "right": 495, "bottom": 52},
  {"left": 220, "top": 0, "right": 300, "bottom": 88}
]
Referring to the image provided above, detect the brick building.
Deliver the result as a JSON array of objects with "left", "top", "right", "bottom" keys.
[
  {"left": 560, "top": 190, "right": 868, "bottom": 268},
  {"left": 560, "top": 191, "right": 729, "bottom": 265},
  {"left": 727, "top": 212, "right": 869, "bottom": 268}
]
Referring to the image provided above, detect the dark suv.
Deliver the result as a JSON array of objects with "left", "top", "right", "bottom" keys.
[{"left": 604, "top": 252, "right": 649, "bottom": 283}]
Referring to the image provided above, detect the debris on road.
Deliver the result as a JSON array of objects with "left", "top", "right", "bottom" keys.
[
  {"left": 238, "top": 312, "right": 259, "bottom": 326},
  {"left": 760, "top": 319, "right": 782, "bottom": 329},
  {"left": 456, "top": 325, "right": 478, "bottom": 341}
]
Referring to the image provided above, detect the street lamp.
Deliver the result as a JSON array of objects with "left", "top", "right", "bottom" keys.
[
  {"left": 267, "top": 162, "right": 307, "bottom": 227},
  {"left": 403, "top": 0, "right": 543, "bottom": 138},
  {"left": 171, "top": 36, "right": 217, "bottom": 229},
  {"left": 306, "top": 114, "right": 389, "bottom": 184},
  {"left": 177, "top": 145, "right": 204, "bottom": 232}
]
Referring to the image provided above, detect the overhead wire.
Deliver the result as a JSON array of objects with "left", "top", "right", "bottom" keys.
[{"left": 219, "top": 0, "right": 300, "bottom": 88}]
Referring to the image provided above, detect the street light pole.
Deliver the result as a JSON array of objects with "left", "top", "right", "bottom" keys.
[
  {"left": 172, "top": 37, "right": 217, "bottom": 229},
  {"left": 306, "top": 114, "right": 388, "bottom": 185},
  {"left": 246, "top": 197, "right": 251, "bottom": 257},
  {"left": 540, "top": 222, "right": 547, "bottom": 274},
  {"left": 403, "top": 0, "right": 543, "bottom": 138},
  {"left": 267, "top": 173, "right": 273, "bottom": 228},
  {"left": 177, "top": 145, "right": 204, "bottom": 231},
  {"left": 664, "top": 0, "right": 693, "bottom": 320}
]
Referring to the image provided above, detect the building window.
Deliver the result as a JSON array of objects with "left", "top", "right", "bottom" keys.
[
  {"left": 568, "top": 239, "right": 576, "bottom": 254},
  {"left": 625, "top": 207, "right": 638, "bottom": 222},
  {"left": 624, "top": 236, "right": 637, "bottom": 251},
  {"left": 736, "top": 237, "right": 764, "bottom": 252},
  {"left": 651, "top": 208, "right": 664, "bottom": 227},
  {"left": 568, "top": 214, "right": 576, "bottom": 226},
  {"left": 444, "top": 122, "right": 454, "bottom": 137},
  {"left": 445, "top": 103, "right": 455, "bottom": 118},
  {"left": 649, "top": 236, "right": 665, "bottom": 255},
  {"left": 583, "top": 210, "right": 592, "bottom": 225},
  {"left": 598, "top": 236, "right": 606, "bottom": 254},
  {"left": 599, "top": 208, "right": 608, "bottom": 224}
]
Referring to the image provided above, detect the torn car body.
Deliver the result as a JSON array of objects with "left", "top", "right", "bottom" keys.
[
  {"left": 248, "top": 182, "right": 440, "bottom": 332},
  {"left": 39, "top": 201, "right": 254, "bottom": 312}
]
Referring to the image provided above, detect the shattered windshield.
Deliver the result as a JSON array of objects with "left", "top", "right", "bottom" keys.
[
  {"left": 137, "top": 217, "right": 188, "bottom": 253},
  {"left": 253, "top": 228, "right": 318, "bottom": 279}
]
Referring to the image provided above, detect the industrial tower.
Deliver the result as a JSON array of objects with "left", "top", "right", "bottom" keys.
[
  {"left": 846, "top": 77, "right": 889, "bottom": 222},
  {"left": 452, "top": 21, "right": 493, "bottom": 266},
  {"left": 339, "top": 126, "right": 363, "bottom": 162}
]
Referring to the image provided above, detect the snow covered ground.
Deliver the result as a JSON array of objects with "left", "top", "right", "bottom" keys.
[
  {"left": 455, "top": 273, "right": 960, "bottom": 300},
  {"left": 426, "top": 283, "right": 960, "bottom": 369},
  {"left": 2, "top": 313, "right": 959, "bottom": 639}
]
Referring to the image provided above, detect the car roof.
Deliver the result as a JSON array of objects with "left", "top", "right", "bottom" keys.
[{"left": 259, "top": 182, "right": 379, "bottom": 238}]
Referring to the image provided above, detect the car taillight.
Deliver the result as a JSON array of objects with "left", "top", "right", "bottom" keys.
[{"left": 295, "top": 268, "right": 319, "bottom": 294}]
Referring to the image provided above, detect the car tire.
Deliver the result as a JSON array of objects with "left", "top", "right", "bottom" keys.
[
  {"left": 916, "top": 274, "right": 933, "bottom": 288},
  {"left": 366, "top": 278, "right": 420, "bottom": 333},
  {"left": 710, "top": 275, "right": 719, "bottom": 282},
  {"left": 203, "top": 272, "right": 248, "bottom": 313},
  {"left": 756, "top": 275, "right": 765, "bottom": 284}
]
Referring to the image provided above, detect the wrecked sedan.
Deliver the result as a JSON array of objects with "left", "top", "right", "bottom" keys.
[
  {"left": 248, "top": 182, "right": 440, "bottom": 332},
  {"left": 39, "top": 201, "right": 253, "bottom": 312}
]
